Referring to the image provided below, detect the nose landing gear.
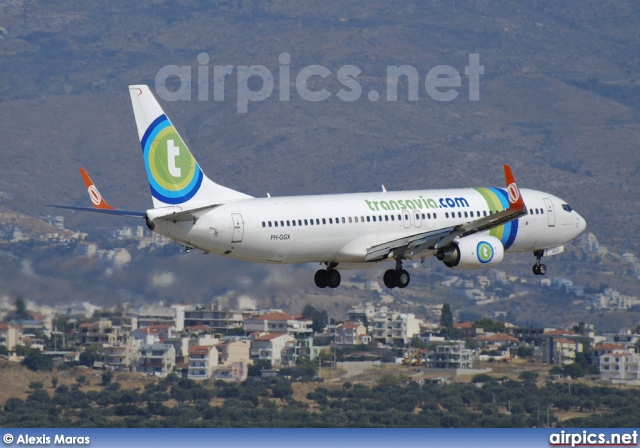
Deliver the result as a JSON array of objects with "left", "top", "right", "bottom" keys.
[{"left": 532, "top": 250, "right": 547, "bottom": 276}]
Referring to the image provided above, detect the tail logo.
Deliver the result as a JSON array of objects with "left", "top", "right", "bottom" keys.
[
  {"left": 87, "top": 185, "right": 103, "bottom": 206},
  {"left": 141, "top": 115, "right": 203, "bottom": 204},
  {"left": 507, "top": 182, "right": 520, "bottom": 204},
  {"left": 477, "top": 241, "right": 494, "bottom": 263}
]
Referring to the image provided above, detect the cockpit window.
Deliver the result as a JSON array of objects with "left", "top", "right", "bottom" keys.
[{"left": 562, "top": 204, "right": 572, "bottom": 212}]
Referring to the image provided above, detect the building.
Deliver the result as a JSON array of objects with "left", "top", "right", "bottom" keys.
[
  {"left": 187, "top": 345, "right": 219, "bottom": 380},
  {"left": 102, "top": 338, "right": 140, "bottom": 371},
  {"left": 591, "top": 344, "right": 629, "bottom": 369},
  {"left": 0, "top": 324, "right": 22, "bottom": 351},
  {"left": 599, "top": 351, "right": 640, "bottom": 384},
  {"left": 371, "top": 311, "right": 422, "bottom": 346},
  {"left": 540, "top": 330, "right": 582, "bottom": 365},
  {"left": 333, "top": 323, "right": 370, "bottom": 345},
  {"left": 426, "top": 341, "right": 473, "bottom": 370},
  {"left": 244, "top": 313, "right": 313, "bottom": 337},
  {"left": 137, "top": 343, "right": 176, "bottom": 377},
  {"left": 184, "top": 303, "right": 252, "bottom": 332},
  {"left": 453, "top": 322, "right": 484, "bottom": 339},
  {"left": 250, "top": 333, "right": 295, "bottom": 367},
  {"left": 347, "top": 302, "right": 389, "bottom": 324},
  {"left": 77, "top": 320, "right": 121, "bottom": 346},
  {"left": 133, "top": 304, "right": 185, "bottom": 331},
  {"left": 217, "top": 340, "right": 251, "bottom": 366},
  {"left": 212, "top": 362, "right": 248, "bottom": 382}
]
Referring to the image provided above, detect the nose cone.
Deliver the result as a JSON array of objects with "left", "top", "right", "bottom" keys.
[{"left": 576, "top": 212, "right": 587, "bottom": 236}]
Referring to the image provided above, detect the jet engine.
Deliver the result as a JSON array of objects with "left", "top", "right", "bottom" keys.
[{"left": 436, "top": 235, "right": 504, "bottom": 269}]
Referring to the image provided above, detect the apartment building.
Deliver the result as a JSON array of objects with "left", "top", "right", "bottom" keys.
[
  {"left": 600, "top": 351, "right": 640, "bottom": 384},
  {"left": 137, "top": 343, "right": 176, "bottom": 377},
  {"left": 250, "top": 333, "right": 295, "bottom": 367},
  {"left": 184, "top": 303, "right": 252, "bottom": 332},
  {"left": 371, "top": 312, "right": 422, "bottom": 346},
  {"left": 77, "top": 320, "right": 121, "bottom": 346},
  {"left": 187, "top": 345, "right": 219, "bottom": 380},
  {"left": 426, "top": 341, "right": 473, "bottom": 370},
  {"left": 333, "top": 323, "right": 370, "bottom": 345},
  {"left": 244, "top": 313, "right": 313, "bottom": 337},
  {"left": 102, "top": 338, "right": 140, "bottom": 371}
]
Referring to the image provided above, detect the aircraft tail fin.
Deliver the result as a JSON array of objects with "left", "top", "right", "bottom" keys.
[{"left": 128, "top": 85, "right": 252, "bottom": 209}]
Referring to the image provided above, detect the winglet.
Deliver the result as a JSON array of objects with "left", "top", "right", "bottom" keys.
[
  {"left": 80, "top": 168, "right": 115, "bottom": 210},
  {"left": 504, "top": 165, "right": 526, "bottom": 211}
]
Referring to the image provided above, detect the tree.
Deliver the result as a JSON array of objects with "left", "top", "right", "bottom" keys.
[
  {"left": 101, "top": 370, "right": 114, "bottom": 386},
  {"left": 79, "top": 349, "right": 99, "bottom": 367},
  {"left": 302, "top": 304, "right": 329, "bottom": 333},
  {"left": 22, "top": 351, "right": 53, "bottom": 372},
  {"left": 248, "top": 359, "right": 272, "bottom": 377},
  {"left": 440, "top": 304, "right": 453, "bottom": 338},
  {"left": 518, "top": 371, "right": 538, "bottom": 382},
  {"left": 517, "top": 346, "right": 535, "bottom": 358}
]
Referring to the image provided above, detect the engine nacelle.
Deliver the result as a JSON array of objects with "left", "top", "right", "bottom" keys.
[{"left": 436, "top": 235, "right": 504, "bottom": 270}]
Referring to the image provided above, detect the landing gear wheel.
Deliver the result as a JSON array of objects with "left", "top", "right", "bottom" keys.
[
  {"left": 396, "top": 269, "right": 410, "bottom": 288},
  {"left": 532, "top": 264, "right": 540, "bottom": 276},
  {"left": 314, "top": 269, "right": 329, "bottom": 288},
  {"left": 538, "top": 264, "right": 547, "bottom": 275},
  {"left": 327, "top": 270, "right": 341, "bottom": 288},
  {"left": 383, "top": 269, "right": 397, "bottom": 288}
]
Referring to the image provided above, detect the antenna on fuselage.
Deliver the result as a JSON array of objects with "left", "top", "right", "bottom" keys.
[{"left": 381, "top": 185, "right": 387, "bottom": 193}]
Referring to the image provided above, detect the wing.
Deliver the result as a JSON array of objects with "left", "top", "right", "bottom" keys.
[
  {"left": 364, "top": 165, "right": 527, "bottom": 262},
  {"left": 47, "top": 168, "right": 146, "bottom": 218}
]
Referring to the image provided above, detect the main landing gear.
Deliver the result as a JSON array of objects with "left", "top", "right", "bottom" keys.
[
  {"left": 383, "top": 259, "right": 410, "bottom": 289},
  {"left": 532, "top": 250, "right": 547, "bottom": 276},
  {"left": 314, "top": 263, "right": 341, "bottom": 288}
]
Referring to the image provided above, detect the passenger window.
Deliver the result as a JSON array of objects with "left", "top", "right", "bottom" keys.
[
  {"left": 445, "top": 212, "right": 449, "bottom": 218},
  {"left": 292, "top": 220, "right": 296, "bottom": 226},
  {"left": 541, "top": 209, "right": 544, "bottom": 214},
  {"left": 342, "top": 217, "right": 345, "bottom": 223},
  {"left": 316, "top": 219, "right": 320, "bottom": 225},
  {"left": 298, "top": 220, "right": 302, "bottom": 226},
  {"left": 458, "top": 212, "right": 462, "bottom": 218},
  {"left": 427, "top": 213, "right": 431, "bottom": 219},
  {"left": 322, "top": 218, "right": 326, "bottom": 224},
  {"left": 275, "top": 221, "right": 278, "bottom": 227},
  {"left": 483, "top": 211, "right": 487, "bottom": 217},
  {"left": 433, "top": 213, "right": 437, "bottom": 219},
  {"left": 391, "top": 215, "right": 394, "bottom": 221},
  {"left": 329, "top": 218, "right": 333, "bottom": 224},
  {"left": 286, "top": 220, "right": 290, "bottom": 226},
  {"left": 373, "top": 216, "right": 376, "bottom": 222},
  {"left": 422, "top": 213, "right": 425, "bottom": 219},
  {"left": 385, "top": 215, "right": 389, "bottom": 221},
  {"left": 470, "top": 211, "right": 474, "bottom": 218},
  {"left": 262, "top": 222, "right": 266, "bottom": 227},
  {"left": 348, "top": 217, "right": 352, "bottom": 223},
  {"left": 397, "top": 214, "right": 401, "bottom": 220},
  {"left": 464, "top": 211, "right": 468, "bottom": 218},
  {"left": 281, "top": 221, "right": 284, "bottom": 226},
  {"left": 355, "top": 217, "right": 358, "bottom": 223},
  {"left": 535, "top": 209, "right": 539, "bottom": 215},
  {"left": 268, "top": 221, "right": 272, "bottom": 227},
  {"left": 367, "top": 216, "right": 370, "bottom": 222},
  {"left": 304, "top": 219, "right": 308, "bottom": 225}
]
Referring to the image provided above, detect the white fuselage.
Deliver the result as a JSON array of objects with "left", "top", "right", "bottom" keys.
[{"left": 150, "top": 187, "right": 586, "bottom": 268}]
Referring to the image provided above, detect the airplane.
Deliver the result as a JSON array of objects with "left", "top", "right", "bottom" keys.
[{"left": 50, "top": 85, "right": 587, "bottom": 289}]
